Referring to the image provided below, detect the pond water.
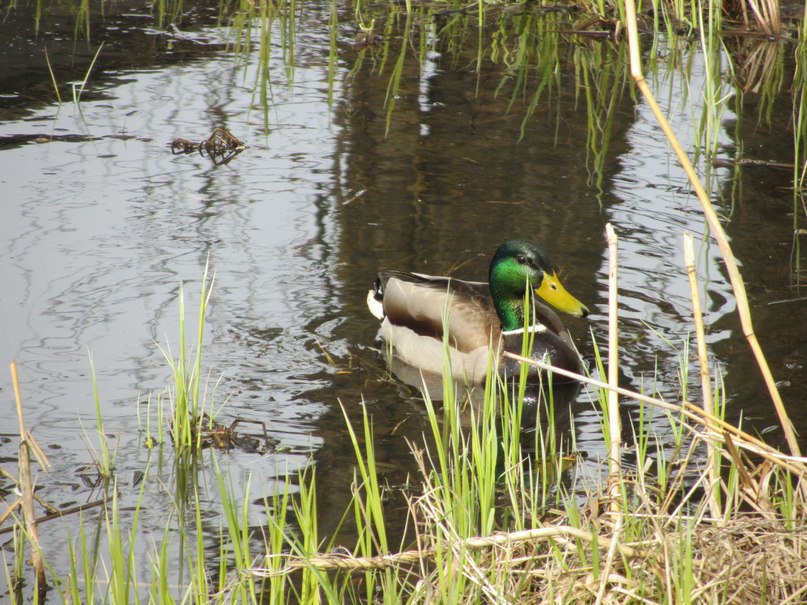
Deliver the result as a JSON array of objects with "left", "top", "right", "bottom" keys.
[{"left": 1, "top": 0, "right": 806, "bottom": 595}]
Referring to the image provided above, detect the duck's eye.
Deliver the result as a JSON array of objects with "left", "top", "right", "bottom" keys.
[{"left": 515, "top": 254, "right": 527, "bottom": 265}]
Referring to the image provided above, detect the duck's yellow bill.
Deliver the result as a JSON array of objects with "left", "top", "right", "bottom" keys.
[{"left": 535, "top": 271, "right": 589, "bottom": 317}]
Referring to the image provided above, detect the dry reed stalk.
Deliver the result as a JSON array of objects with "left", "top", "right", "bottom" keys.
[
  {"left": 739, "top": 0, "right": 751, "bottom": 30},
  {"left": 0, "top": 499, "right": 21, "bottom": 526},
  {"left": 10, "top": 361, "right": 47, "bottom": 592},
  {"left": 682, "top": 235, "right": 714, "bottom": 426},
  {"left": 683, "top": 233, "right": 722, "bottom": 522},
  {"left": 746, "top": 0, "right": 781, "bottom": 35},
  {"left": 249, "top": 525, "right": 638, "bottom": 578},
  {"left": 605, "top": 224, "right": 622, "bottom": 516},
  {"left": 622, "top": 0, "right": 801, "bottom": 458},
  {"left": 594, "top": 512, "right": 624, "bottom": 605},
  {"left": 501, "top": 351, "right": 807, "bottom": 476}
]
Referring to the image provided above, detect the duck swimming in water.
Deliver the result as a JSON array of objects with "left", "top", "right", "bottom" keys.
[{"left": 367, "top": 240, "right": 589, "bottom": 385}]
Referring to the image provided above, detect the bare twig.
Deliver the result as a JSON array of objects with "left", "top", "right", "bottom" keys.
[{"left": 0, "top": 497, "right": 107, "bottom": 536}]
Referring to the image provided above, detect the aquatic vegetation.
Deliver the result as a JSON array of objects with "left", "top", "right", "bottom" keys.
[
  {"left": 156, "top": 258, "right": 215, "bottom": 454},
  {"left": 72, "top": 42, "right": 103, "bottom": 107}
]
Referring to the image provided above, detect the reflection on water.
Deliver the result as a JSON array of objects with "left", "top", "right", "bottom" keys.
[{"left": 1, "top": 0, "right": 806, "bottom": 592}]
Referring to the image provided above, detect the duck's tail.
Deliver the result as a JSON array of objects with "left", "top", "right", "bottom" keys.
[{"left": 366, "top": 277, "right": 385, "bottom": 320}]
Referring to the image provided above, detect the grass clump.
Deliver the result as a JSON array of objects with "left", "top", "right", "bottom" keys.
[{"left": 241, "top": 355, "right": 807, "bottom": 604}]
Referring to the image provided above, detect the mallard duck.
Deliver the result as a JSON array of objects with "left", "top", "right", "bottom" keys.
[{"left": 367, "top": 240, "right": 589, "bottom": 384}]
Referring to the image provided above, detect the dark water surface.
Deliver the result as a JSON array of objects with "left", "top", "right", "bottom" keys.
[{"left": 1, "top": 0, "right": 806, "bottom": 593}]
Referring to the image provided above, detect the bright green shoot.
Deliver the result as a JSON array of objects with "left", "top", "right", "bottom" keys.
[{"left": 72, "top": 43, "right": 104, "bottom": 107}]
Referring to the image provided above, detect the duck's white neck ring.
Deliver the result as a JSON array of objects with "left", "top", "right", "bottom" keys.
[{"left": 502, "top": 324, "right": 547, "bottom": 336}]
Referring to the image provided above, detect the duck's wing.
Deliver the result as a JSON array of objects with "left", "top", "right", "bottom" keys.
[
  {"left": 373, "top": 271, "right": 500, "bottom": 353},
  {"left": 501, "top": 326, "right": 581, "bottom": 382}
]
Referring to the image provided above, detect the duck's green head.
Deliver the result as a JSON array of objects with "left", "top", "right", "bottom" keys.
[{"left": 488, "top": 239, "right": 589, "bottom": 331}]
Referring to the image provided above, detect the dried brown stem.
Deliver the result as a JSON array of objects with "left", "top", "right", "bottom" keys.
[
  {"left": 10, "top": 361, "right": 47, "bottom": 592},
  {"left": 249, "top": 525, "right": 638, "bottom": 578}
]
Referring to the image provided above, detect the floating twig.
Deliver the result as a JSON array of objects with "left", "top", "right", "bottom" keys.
[
  {"left": 712, "top": 157, "right": 792, "bottom": 170},
  {"left": 171, "top": 128, "right": 246, "bottom": 166},
  {"left": 342, "top": 189, "right": 367, "bottom": 206}
]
